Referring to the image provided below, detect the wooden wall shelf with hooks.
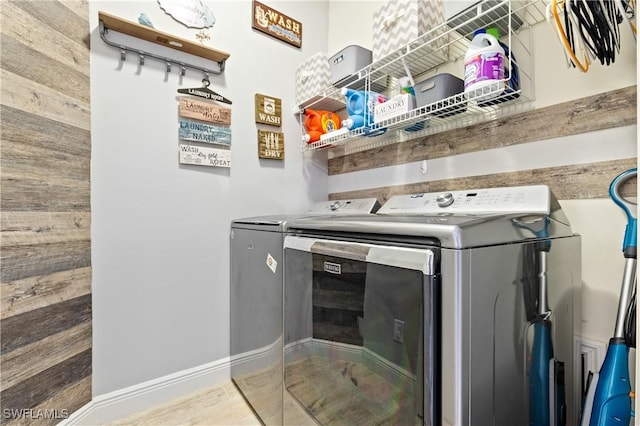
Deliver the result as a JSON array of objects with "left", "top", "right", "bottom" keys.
[{"left": 98, "top": 11, "right": 230, "bottom": 75}]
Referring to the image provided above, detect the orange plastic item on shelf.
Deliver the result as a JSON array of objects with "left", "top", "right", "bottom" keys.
[{"left": 303, "top": 109, "right": 341, "bottom": 143}]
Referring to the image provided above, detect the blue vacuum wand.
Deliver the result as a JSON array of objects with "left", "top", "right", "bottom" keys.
[
  {"left": 582, "top": 168, "right": 637, "bottom": 426},
  {"left": 513, "top": 215, "right": 563, "bottom": 426}
]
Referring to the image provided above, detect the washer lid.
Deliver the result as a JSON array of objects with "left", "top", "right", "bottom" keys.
[
  {"left": 286, "top": 213, "right": 574, "bottom": 249},
  {"left": 286, "top": 185, "right": 574, "bottom": 249},
  {"left": 377, "top": 185, "right": 553, "bottom": 216},
  {"left": 232, "top": 215, "right": 305, "bottom": 231},
  {"left": 231, "top": 198, "right": 380, "bottom": 231}
]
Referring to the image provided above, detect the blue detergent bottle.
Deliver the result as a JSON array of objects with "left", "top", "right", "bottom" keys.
[{"left": 341, "top": 88, "right": 387, "bottom": 136}]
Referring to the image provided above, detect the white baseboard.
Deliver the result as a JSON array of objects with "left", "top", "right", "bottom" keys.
[
  {"left": 59, "top": 358, "right": 230, "bottom": 426},
  {"left": 231, "top": 336, "right": 282, "bottom": 375},
  {"left": 61, "top": 341, "right": 415, "bottom": 425},
  {"left": 59, "top": 401, "right": 94, "bottom": 426}
]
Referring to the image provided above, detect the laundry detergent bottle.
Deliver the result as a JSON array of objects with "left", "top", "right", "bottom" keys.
[
  {"left": 303, "top": 109, "right": 334, "bottom": 143},
  {"left": 464, "top": 29, "right": 505, "bottom": 100},
  {"left": 487, "top": 27, "right": 518, "bottom": 91},
  {"left": 341, "top": 88, "right": 387, "bottom": 135},
  {"left": 321, "top": 111, "right": 341, "bottom": 133},
  {"left": 476, "top": 27, "right": 520, "bottom": 106}
]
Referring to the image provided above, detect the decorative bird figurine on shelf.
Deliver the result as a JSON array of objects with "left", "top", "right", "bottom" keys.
[{"left": 138, "top": 13, "right": 154, "bottom": 28}]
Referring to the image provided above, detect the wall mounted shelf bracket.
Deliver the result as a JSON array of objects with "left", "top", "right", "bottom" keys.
[{"left": 98, "top": 11, "right": 230, "bottom": 78}]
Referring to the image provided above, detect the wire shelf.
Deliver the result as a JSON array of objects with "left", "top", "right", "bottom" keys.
[{"left": 299, "top": 0, "right": 547, "bottom": 153}]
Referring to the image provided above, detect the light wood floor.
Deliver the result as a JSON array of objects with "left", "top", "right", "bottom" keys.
[
  {"left": 106, "top": 380, "right": 316, "bottom": 426},
  {"left": 285, "top": 355, "right": 420, "bottom": 426}
]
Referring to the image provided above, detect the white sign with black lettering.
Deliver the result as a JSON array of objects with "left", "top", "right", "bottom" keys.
[{"left": 179, "top": 144, "right": 231, "bottom": 168}]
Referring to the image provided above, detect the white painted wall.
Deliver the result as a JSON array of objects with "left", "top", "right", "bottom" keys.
[
  {"left": 90, "top": 0, "right": 329, "bottom": 396},
  {"left": 327, "top": 0, "right": 383, "bottom": 55}
]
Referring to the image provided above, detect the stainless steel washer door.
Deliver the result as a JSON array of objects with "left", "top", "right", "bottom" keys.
[{"left": 284, "top": 235, "right": 439, "bottom": 426}]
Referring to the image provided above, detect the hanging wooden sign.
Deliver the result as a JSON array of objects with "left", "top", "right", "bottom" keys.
[
  {"left": 177, "top": 81, "right": 232, "bottom": 104},
  {"left": 255, "top": 94, "right": 282, "bottom": 126},
  {"left": 179, "top": 97, "right": 231, "bottom": 125},
  {"left": 258, "top": 130, "right": 284, "bottom": 160},
  {"left": 179, "top": 119, "right": 231, "bottom": 145},
  {"left": 179, "top": 144, "right": 231, "bottom": 168},
  {"left": 252, "top": 1, "right": 302, "bottom": 48}
]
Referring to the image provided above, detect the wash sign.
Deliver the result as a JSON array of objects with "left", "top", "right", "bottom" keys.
[
  {"left": 179, "top": 144, "right": 230, "bottom": 168},
  {"left": 252, "top": 1, "right": 302, "bottom": 48},
  {"left": 255, "top": 94, "right": 282, "bottom": 127}
]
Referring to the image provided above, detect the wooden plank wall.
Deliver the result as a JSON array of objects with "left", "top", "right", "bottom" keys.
[
  {"left": 329, "top": 86, "right": 637, "bottom": 202},
  {"left": 1, "top": 1, "right": 92, "bottom": 423}
]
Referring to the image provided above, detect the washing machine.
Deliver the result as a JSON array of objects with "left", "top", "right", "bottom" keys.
[
  {"left": 283, "top": 185, "right": 581, "bottom": 426},
  {"left": 230, "top": 198, "right": 380, "bottom": 425}
]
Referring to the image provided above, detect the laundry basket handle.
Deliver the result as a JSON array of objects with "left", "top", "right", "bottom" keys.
[{"left": 609, "top": 168, "right": 637, "bottom": 256}]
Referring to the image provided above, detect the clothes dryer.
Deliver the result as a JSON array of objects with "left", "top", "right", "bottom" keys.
[
  {"left": 230, "top": 198, "right": 379, "bottom": 425},
  {"left": 283, "top": 185, "right": 581, "bottom": 426}
]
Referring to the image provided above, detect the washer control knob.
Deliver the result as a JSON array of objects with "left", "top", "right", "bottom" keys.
[
  {"left": 330, "top": 201, "right": 341, "bottom": 211},
  {"left": 436, "top": 193, "right": 454, "bottom": 207}
]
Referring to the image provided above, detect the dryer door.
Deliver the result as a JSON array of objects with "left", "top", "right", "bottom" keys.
[{"left": 284, "top": 235, "right": 439, "bottom": 426}]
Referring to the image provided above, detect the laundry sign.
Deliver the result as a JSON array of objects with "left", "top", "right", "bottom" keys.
[
  {"left": 179, "top": 97, "right": 231, "bottom": 125},
  {"left": 255, "top": 94, "right": 282, "bottom": 126},
  {"left": 252, "top": 1, "right": 302, "bottom": 48},
  {"left": 258, "top": 130, "right": 284, "bottom": 160},
  {"left": 177, "top": 92, "right": 232, "bottom": 169},
  {"left": 179, "top": 144, "right": 231, "bottom": 168},
  {"left": 179, "top": 118, "right": 231, "bottom": 145}
]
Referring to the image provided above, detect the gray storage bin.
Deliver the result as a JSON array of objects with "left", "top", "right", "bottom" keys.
[
  {"left": 414, "top": 73, "right": 466, "bottom": 117},
  {"left": 329, "top": 45, "right": 373, "bottom": 87}
]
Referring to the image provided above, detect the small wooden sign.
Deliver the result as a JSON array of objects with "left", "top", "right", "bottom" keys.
[
  {"left": 179, "top": 119, "right": 231, "bottom": 145},
  {"left": 177, "top": 87, "right": 232, "bottom": 104},
  {"left": 179, "top": 97, "right": 231, "bottom": 125},
  {"left": 258, "top": 130, "right": 284, "bottom": 160},
  {"left": 255, "top": 94, "right": 282, "bottom": 127},
  {"left": 179, "top": 144, "right": 231, "bottom": 168},
  {"left": 252, "top": 1, "right": 302, "bottom": 48}
]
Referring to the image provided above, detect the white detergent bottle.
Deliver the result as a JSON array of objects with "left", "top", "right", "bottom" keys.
[{"left": 464, "top": 29, "right": 505, "bottom": 101}]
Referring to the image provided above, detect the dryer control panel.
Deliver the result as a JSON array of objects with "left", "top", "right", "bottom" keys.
[
  {"left": 378, "top": 185, "right": 550, "bottom": 215},
  {"left": 308, "top": 198, "right": 380, "bottom": 215}
]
